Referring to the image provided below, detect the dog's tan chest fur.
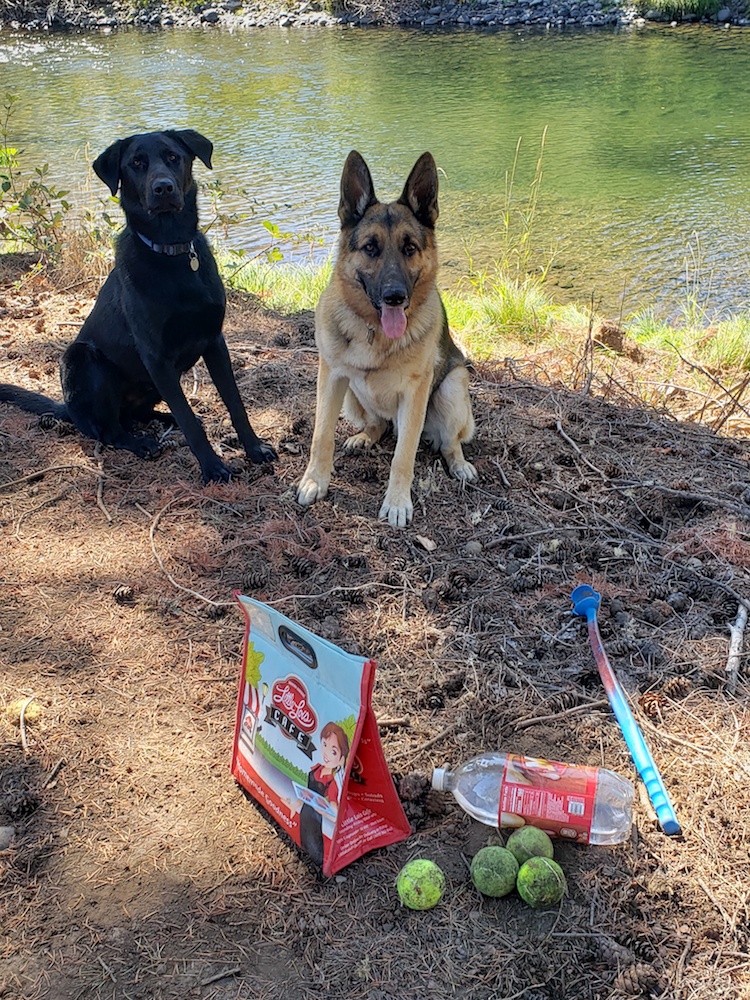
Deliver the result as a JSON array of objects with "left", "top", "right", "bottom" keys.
[{"left": 316, "top": 283, "right": 442, "bottom": 423}]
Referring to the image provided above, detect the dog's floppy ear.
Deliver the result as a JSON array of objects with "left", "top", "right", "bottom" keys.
[
  {"left": 338, "top": 150, "right": 377, "bottom": 229},
  {"left": 92, "top": 139, "right": 125, "bottom": 196},
  {"left": 398, "top": 152, "right": 439, "bottom": 229},
  {"left": 169, "top": 129, "right": 214, "bottom": 170}
]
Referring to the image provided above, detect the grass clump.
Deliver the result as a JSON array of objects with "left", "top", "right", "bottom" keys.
[
  {"left": 225, "top": 255, "right": 333, "bottom": 314},
  {"left": 639, "top": 0, "right": 721, "bottom": 17}
]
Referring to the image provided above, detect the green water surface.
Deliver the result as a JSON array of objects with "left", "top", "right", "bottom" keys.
[{"left": 3, "top": 22, "right": 750, "bottom": 318}]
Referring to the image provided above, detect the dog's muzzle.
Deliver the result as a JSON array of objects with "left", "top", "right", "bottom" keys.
[{"left": 147, "top": 176, "right": 184, "bottom": 214}]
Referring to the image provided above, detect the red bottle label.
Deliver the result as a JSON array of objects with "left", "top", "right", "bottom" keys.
[{"left": 499, "top": 754, "right": 599, "bottom": 843}]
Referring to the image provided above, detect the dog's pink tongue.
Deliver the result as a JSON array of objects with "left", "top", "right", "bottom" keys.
[{"left": 380, "top": 305, "right": 407, "bottom": 339}]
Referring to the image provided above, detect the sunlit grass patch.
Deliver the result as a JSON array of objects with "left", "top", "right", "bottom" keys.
[{"left": 222, "top": 254, "right": 333, "bottom": 314}]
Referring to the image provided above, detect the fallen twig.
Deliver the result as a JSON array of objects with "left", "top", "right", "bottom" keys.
[
  {"left": 0, "top": 464, "right": 102, "bottom": 493},
  {"left": 514, "top": 698, "right": 609, "bottom": 731},
  {"left": 412, "top": 721, "right": 459, "bottom": 755},
  {"left": 377, "top": 716, "right": 411, "bottom": 729},
  {"left": 555, "top": 418, "right": 606, "bottom": 479},
  {"left": 668, "top": 341, "right": 750, "bottom": 427},
  {"left": 726, "top": 603, "right": 748, "bottom": 695},
  {"left": 41, "top": 758, "right": 66, "bottom": 789},
  {"left": 149, "top": 498, "right": 225, "bottom": 607},
  {"left": 611, "top": 478, "right": 749, "bottom": 518},
  {"left": 93, "top": 442, "right": 112, "bottom": 523},
  {"left": 97, "top": 955, "right": 117, "bottom": 984},
  {"left": 491, "top": 457, "right": 511, "bottom": 488},
  {"left": 14, "top": 489, "right": 70, "bottom": 539},
  {"left": 19, "top": 695, "right": 36, "bottom": 753},
  {"left": 199, "top": 965, "right": 241, "bottom": 987}
]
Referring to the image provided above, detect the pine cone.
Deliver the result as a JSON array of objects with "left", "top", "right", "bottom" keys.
[
  {"left": 640, "top": 605, "right": 665, "bottom": 627},
  {"left": 613, "top": 962, "right": 659, "bottom": 995},
  {"left": 546, "top": 691, "right": 580, "bottom": 713},
  {"left": 398, "top": 772, "right": 429, "bottom": 802},
  {"left": 339, "top": 587, "right": 365, "bottom": 604},
  {"left": 637, "top": 640, "right": 664, "bottom": 665},
  {"left": 449, "top": 607, "right": 473, "bottom": 629},
  {"left": 113, "top": 584, "right": 135, "bottom": 604},
  {"left": 477, "top": 637, "right": 504, "bottom": 661},
  {"left": 597, "top": 936, "right": 635, "bottom": 966},
  {"left": 616, "top": 932, "right": 656, "bottom": 961},
  {"left": 662, "top": 675, "right": 691, "bottom": 699},
  {"left": 418, "top": 684, "right": 445, "bottom": 710},
  {"left": 242, "top": 568, "right": 269, "bottom": 591},
  {"left": 284, "top": 553, "right": 315, "bottom": 578},
  {"left": 608, "top": 637, "right": 635, "bottom": 657},
  {"left": 424, "top": 788, "right": 445, "bottom": 817},
  {"left": 638, "top": 691, "right": 665, "bottom": 720}
]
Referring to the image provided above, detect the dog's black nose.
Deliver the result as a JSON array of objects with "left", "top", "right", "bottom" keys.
[
  {"left": 382, "top": 286, "right": 407, "bottom": 306},
  {"left": 152, "top": 177, "right": 176, "bottom": 197}
]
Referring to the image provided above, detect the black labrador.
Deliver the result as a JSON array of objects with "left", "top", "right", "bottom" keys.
[{"left": 0, "top": 129, "right": 276, "bottom": 482}]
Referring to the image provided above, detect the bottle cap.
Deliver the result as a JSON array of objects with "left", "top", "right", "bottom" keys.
[{"left": 431, "top": 768, "right": 446, "bottom": 791}]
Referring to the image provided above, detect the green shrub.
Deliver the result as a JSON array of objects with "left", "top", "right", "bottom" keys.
[{"left": 0, "top": 94, "right": 71, "bottom": 263}]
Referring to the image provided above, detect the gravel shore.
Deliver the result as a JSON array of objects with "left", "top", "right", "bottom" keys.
[{"left": 6, "top": 0, "right": 750, "bottom": 34}]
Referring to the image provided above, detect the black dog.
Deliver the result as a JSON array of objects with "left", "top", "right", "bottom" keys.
[{"left": 0, "top": 129, "right": 276, "bottom": 482}]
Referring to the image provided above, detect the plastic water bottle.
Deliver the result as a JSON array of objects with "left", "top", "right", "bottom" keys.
[{"left": 432, "top": 752, "right": 635, "bottom": 845}]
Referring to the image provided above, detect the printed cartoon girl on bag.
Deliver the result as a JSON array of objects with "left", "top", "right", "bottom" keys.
[{"left": 288, "top": 722, "right": 350, "bottom": 868}]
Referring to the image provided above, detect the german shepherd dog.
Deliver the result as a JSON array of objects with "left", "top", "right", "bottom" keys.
[
  {"left": 297, "top": 150, "right": 477, "bottom": 527},
  {"left": 0, "top": 129, "right": 276, "bottom": 483}
]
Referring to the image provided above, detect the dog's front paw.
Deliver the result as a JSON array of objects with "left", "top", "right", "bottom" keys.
[
  {"left": 246, "top": 439, "right": 277, "bottom": 464},
  {"left": 379, "top": 492, "right": 413, "bottom": 528},
  {"left": 132, "top": 434, "right": 161, "bottom": 458},
  {"left": 297, "top": 471, "right": 330, "bottom": 507},
  {"left": 343, "top": 432, "right": 374, "bottom": 453},
  {"left": 450, "top": 459, "right": 478, "bottom": 483},
  {"left": 201, "top": 458, "right": 233, "bottom": 483}
]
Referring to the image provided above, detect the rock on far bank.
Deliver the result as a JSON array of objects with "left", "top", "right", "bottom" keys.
[{"left": 6, "top": 0, "right": 750, "bottom": 32}]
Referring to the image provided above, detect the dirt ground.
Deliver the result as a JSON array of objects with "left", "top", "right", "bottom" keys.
[{"left": 2, "top": 252, "right": 750, "bottom": 1000}]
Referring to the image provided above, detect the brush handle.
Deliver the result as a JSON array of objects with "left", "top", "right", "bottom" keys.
[{"left": 588, "top": 618, "right": 682, "bottom": 836}]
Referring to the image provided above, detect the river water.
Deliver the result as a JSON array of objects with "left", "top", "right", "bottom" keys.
[{"left": 4, "top": 22, "right": 750, "bottom": 319}]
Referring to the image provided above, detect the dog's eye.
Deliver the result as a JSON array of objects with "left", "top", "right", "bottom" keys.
[
  {"left": 403, "top": 241, "right": 418, "bottom": 257},
  {"left": 166, "top": 152, "right": 178, "bottom": 163},
  {"left": 362, "top": 241, "right": 379, "bottom": 257},
  {"left": 131, "top": 157, "right": 145, "bottom": 169}
]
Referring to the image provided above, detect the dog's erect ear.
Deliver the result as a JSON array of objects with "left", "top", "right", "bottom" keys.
[
  {"left": 92, "top": 139, "right": 125, "bottom": 196},
  {"left": 398, "top": 152, "right": 439, "bottom": 229},
  {"left": 338, "top": 150, "right": 377, "bottom": 229},
  {"left": 168, "top": 129, "right": 214, "bottom": 170}
]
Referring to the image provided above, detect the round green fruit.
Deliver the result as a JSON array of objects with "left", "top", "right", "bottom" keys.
[
  {"left": 506, "top": 826, "right": 555, "bottom": 866},
  {"left": 396, "top": 859, "right": 446, "bottom": 910},
  {"left": 470, "top": 846, "right": 519, "bottom": 898},
  {"left": 516, "top": 857, "right": 567, "bottom": 908}
]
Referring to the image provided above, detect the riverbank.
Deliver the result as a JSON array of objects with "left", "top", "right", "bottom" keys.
[{"left": 4, "top": 0, "right": 750, "bottom": 34}]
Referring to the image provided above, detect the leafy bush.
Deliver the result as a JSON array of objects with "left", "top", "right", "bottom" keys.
[{"left": 0, "top": 94, "right": 71, "bottom": 263}]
